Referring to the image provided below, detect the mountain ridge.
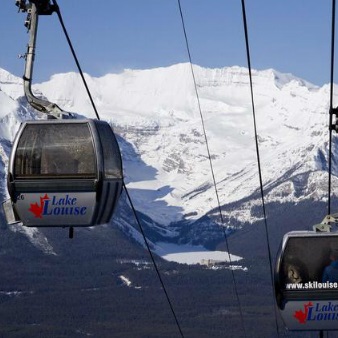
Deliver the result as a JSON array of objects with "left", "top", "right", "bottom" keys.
[
  {"left": 0, "top": 63, "right": 337, "bottom": 255},
  {"left": 0, "top": 65, "right": 336, "bottom": 337}
]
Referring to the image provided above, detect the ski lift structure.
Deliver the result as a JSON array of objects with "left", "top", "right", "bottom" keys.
[
  {"left": 275, "top": 215, "right": 338, "bottom": 331},
  {"left": 3, "top": 0, "right": 338, "bottom": 335},
  {"left": 2, "top": 0, "right": 123, "bottom": 237}
]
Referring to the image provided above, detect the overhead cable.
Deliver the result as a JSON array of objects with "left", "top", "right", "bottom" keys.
[
  {"left": 324, "top": 2, "right": 336, "bottom": 337},
  {"left": 52, "top": 2, "right": 184, "bottom": 336},
  {"left": 328, "top": 0, "right": 336, "bottom": 216},
  {"left": 123, "top": 183, "right": 185, "bottom": 338},
  {"left": 52, "top": 0, "right": 100, "bottom": 120},
  {"left": 177, "top": 0, "right": 247, "bottom": 336},
  {"left": 240, "top": 0, "right": 279, "bottom": 336}
]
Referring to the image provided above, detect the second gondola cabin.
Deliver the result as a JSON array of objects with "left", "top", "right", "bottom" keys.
[
  {"left": 275, "top": 231, "right": 338, "bottom": 330},
  {"left": 5, "top": 119, "right": 123, "bottom": 228}
]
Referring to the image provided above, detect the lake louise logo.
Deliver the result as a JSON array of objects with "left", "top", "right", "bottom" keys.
[
  {"left": 294, "top": 302, "right": 338, "bottom": 323},
  {"left": 29, "top": 194, "right": 87, "bottom": 218}
]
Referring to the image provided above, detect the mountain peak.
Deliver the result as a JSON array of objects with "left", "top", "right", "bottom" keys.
[{"left": 0, "top": 64, "right": 334, "bottom": 228}]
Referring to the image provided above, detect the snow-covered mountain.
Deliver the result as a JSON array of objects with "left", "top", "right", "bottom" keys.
[{"left": 0, "top": 63, "right": 337, "bottom": 253}]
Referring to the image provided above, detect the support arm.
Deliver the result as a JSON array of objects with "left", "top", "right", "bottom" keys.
[{"left": 19, "top": 0, "right": 73, "bottom": 119}]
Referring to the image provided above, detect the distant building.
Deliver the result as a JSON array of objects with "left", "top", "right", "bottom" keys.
[{"left": 200, "top": 259, "right": 223, "bottom": 267}]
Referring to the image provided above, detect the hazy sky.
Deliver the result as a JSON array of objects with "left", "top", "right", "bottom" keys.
[{"left": 0, "top": 1, "right": 334, "bottom": 86}]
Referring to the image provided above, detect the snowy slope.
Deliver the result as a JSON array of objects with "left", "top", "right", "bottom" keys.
[
  {"left": 0, "top": 63, "right": 337, "bottom": 249},
  {"left": 34, "top": 64, "right": 338, "bottom": 224}
]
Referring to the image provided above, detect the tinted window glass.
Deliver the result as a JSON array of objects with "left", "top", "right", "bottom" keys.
[
  {"left": 14, "top": 123, "right": 96, "bottom": 178},
  {"left": 96, "top": 122, "right": 122, "bottom": 178},
  {"left": 281, "top": 236, "right": 338, "bottom": 289}
]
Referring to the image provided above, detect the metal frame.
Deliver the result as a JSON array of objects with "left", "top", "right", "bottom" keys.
[{"left": 18, "top": 0, "right": 73, "bottom": 119}]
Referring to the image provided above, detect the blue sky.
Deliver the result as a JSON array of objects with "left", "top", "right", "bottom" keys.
[{"left": 0, "top": 0, "right": 333, "bottom": 86}]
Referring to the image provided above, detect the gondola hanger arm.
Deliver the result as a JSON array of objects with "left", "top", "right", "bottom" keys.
[
  {"left": 312, "top": 213, "right": 338, "bottom": 232},
  {"left": 17, "top": 0, "right": 74, "bottom": 119}
]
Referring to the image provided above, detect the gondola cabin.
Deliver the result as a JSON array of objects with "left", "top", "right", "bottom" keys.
[
  {"left": 4, "top": 119, "right": 123, "bottom": 228},
  {"left": 275, "top": 231, "right": 338, "bottom": 330}
]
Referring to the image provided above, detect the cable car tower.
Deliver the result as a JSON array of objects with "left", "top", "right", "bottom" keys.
[{"left": 2, "top": 0, "right": 123, "bottom": 238}]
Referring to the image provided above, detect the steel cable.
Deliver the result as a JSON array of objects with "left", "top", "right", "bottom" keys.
[
  {"left": 52, "top": 2, "right": 184, "bottom": 336},
  {"left": 240, "top": 1, "right": 280, "bottom": 336},
  {"left": 177, "top": 0, "right": 247, "bottom": 336}
]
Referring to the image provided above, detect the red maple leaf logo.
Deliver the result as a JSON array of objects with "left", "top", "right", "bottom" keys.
[
  {"left": 293, "top": 302, "right": 313, "bottom": 324},
  {"left": 29, "top": 194, "right": 49, "bottom": 218}
]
